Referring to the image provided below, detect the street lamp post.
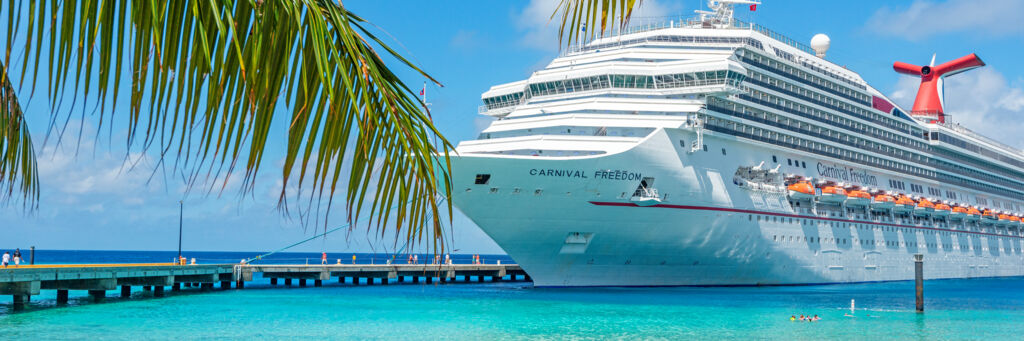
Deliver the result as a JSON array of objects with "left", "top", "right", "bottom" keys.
[{"left": 178, "top": 200, "right": 183, "bottom": 264}]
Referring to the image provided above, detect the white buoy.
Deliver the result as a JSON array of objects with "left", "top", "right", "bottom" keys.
[{"left": 811, "top": 33, "right": 831, "bottom": 58}]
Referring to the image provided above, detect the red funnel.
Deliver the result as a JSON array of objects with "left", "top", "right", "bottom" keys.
[{"left": 893, "top": 53, "right": 985, "bottom": 123}]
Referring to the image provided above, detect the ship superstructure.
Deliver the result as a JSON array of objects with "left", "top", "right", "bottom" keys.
[{"left": 451, "top": 1, "right": 1024, "bottom": 286}]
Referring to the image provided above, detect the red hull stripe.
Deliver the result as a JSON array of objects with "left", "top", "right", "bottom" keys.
[{"left": 588, "top": 201, "right": 1023, "bottom": 240}]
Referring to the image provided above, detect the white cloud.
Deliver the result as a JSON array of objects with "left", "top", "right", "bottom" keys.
[
  {"left": 516, "top": 0, "right": 681, "bottom": 52},
  {"left": 890, "top": 67, "right": 1024, "bottom": 148},
  {"left": 866, "top": 0, "right": 1024, "bottom": 40}
]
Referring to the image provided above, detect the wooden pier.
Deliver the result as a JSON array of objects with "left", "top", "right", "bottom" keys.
[{"left": 0, "top": 263, "right": 528, "bottom": 310}]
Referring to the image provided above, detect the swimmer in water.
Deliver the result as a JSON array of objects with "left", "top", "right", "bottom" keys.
[
  {"left": 790, "top": 315, "right": 796, "bottom": 321},
  {"left": 812, "top": 315, "right": 821, "bottom": 321}
]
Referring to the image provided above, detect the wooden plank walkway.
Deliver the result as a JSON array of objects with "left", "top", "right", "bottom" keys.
[{"left": 0, "top": 263, "right": 529, "bottom": 311}]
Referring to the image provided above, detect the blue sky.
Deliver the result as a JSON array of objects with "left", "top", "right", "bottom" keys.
[{"left": 2, "top": 0, "right": 1023, "bottom": 254}]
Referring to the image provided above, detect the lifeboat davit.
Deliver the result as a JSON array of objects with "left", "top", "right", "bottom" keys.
[
  {"left": 894, "top": 196, "right": 916, "bottom": 213},
  {"left": 787, "top": 181, "right": 815, "bottom": 201},
  {"left": 819, "top": 186, "right": 847, "bottom": 203},
  {"left": 871, "top": 194, "right": 895, "bottom": 211},
  {"left": 966, "top": 207, "right": 982, "bottom": 221},
  {"left": 845, "top": 190, "right": 871, "bottom": 207},
  {"left": 949, "top": 206, "right": 967, "bottom": 220},
  {"left": 933, "top": 203, "right": 951, "bottom": 217},
  {"left": 914, "top": 198, "right": 935, "bottom": 216}
]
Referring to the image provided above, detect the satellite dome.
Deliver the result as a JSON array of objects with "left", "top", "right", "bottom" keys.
[{"left": 811, "top": 34, "right": 830, "bottom": 58}]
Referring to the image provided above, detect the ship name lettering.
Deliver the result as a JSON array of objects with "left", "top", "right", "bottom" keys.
[
  {"left": 592, "top": 170, "right": 642, "bottom": 181},
  {"left": 529, "top": 168, "right": 589, "bottom": 179}
]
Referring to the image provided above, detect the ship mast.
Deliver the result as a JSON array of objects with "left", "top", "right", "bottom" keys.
[{"left": 695, "top": 0, "right": 761, "bottom": 28}]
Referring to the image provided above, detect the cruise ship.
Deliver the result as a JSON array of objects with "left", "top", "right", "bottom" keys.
[{"left": 448, "top": 0, "right": 1024, "bottom": 286}]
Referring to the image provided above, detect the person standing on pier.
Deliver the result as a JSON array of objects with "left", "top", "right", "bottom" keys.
[
  {"left": 2, "top": 251, "right": 9, "bottom": 268},
  {"left": 321, "top": 252, "right": 327, "bottom": 265},
  {"left": 13, "top": 248, "right": 22, "bottom": 267}
]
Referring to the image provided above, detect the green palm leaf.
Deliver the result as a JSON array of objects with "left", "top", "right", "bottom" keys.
[
  {"left": 553, "top": 0, "right": 643, "bottom": 49},
  {"left": 0, "top": 60, "right": 38, "bottom": 209},
  {"left": 2, "top": 1, "right": 452, "bottom": 250}
]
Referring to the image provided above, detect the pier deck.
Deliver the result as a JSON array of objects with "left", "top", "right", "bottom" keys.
[{"left": 0, "top": 263, "right": 528, "bottom": 310}]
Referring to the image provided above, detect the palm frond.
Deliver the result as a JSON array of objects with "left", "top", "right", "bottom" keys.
[
  {"left": 553, "top": 0, "right": 643, "bottom": 50},
  {"left": 0, "top": 60, "right": 38, "bottom": 208},
  {"left": 5, "top": 1, "right": 452, "bottom": 250}
]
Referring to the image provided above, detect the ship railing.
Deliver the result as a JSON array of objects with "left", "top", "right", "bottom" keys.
[
  {"left": 559, "top": 14, "right": 819, "bottom": 57},
  {"left": 919, "top": 115, "right": 1024, "bottom": 156}
]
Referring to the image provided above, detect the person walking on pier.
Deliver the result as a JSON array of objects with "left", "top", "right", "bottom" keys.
[
  {"left": 2, "top": 251, "right": 9, "bottom": 268},
  {"left": 13, "top": 248, "right": 22, "bottom": 267}
]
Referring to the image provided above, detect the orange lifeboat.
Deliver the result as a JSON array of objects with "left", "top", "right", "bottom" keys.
[
  {"left": 933, "top": 203, "right": 951, "bottom": 217},
  {"left": 914, "top": 198, "right": 935, "bottom": 216},
  {"left": 787, "top": 181, "right": 815, "bottom": 201},
  {"left": 966, "top": 207, "right": 982, "bottom": 221},
  {"left": 894, "top": 196, "right": 916, "bottom": 213},
  {"left": 1012, "top": 215, "right": 1023, "bottom": 226},
  {"left": 949, "top": 206, "right": 968, "bottom": 220},
  {"left": 982, "top": 209, "right": 998, "bottom": 222},
  {"left": 845, "top": 190, "right": 871, "bottom": 207},
  {"left": 871, "top": 194, "right": 895, "bottom": 211},
  {"left": 819, "top": 186, "right": 847, "bottom": 203},
  {"left": 998, "top": 213, "right": 1013, "bottom": 226}
]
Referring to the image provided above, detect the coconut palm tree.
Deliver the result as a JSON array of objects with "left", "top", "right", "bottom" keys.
[{"left": 0, "top": 0, "right": 642, "bottom": 249}]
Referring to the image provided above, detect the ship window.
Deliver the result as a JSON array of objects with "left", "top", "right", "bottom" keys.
[
  {"left": 773, "top": 155, "right": 778, "bottom": 163},
  {"left": 703, "top": 144, "right": 708, "bottom": 152},
  {"left": 787, "top": 159, "right": 792, "bottom": 166},
  {"left": 802, "top": 161, "right": 807, "bottom": 168},
  {"left": 474, "top": 174, "right": 491, "bottom": 185},
  {"left": 721, "top": 148, "right": 727, "bottom": 155}
]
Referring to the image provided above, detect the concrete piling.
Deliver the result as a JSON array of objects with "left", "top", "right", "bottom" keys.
[
  {"left": 221, "top": 281, "right": 231, "bottom": 289},
  {"left": 270, "top": 278, "right": 278, "bottom": 285},
  {"left": 154, "top": 286, "right": 165, "bottom": 297},
  {"left": 915, "top": 254, "right": 924, "bottom": 313},
  {"left": 172, "top": 283, "right": 181, "bottom": 291},
  {"left": 121, "top": 285, "right": 131, "bottom": 298},
  {"left": 56, "top": 290, "right": 69, "bottom": 304},
  {"left": 314, "top": 280, "right": 322, "bottom": 287},
  {"left": 12, "top": 295, "right": 28, "bottom": 310},
  {"left": 284, "top": 278, "right": 292, "bottom": 286},
  {"left": 89, "top": 290, "right": 106, "bottom": 301},
  {"left": 299, "top": 279, "right": 307, "bottom": 287},
  {"left": 143, "top": 286, "right": 152, "bottom": 291}
]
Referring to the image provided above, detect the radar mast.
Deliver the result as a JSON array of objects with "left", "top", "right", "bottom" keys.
[{"left": 696, "top": 0, "right": 761, "bottom": 28}]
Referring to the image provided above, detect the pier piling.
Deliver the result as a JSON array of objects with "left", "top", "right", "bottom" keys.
[
  {"left": 89, "top": 290, "right": 106, "bottom": 301},
  {"left": 270, "top": 278, "right": 278, "bottom": 285},
  {"left": 284, "top": 278, "right": 292, "bottom": 286},
  {"left": 56, "top": 290, "right": 69, "bottom": 304},
  {"left": 314, "top": 280, "right": 322, "bottom": 287},
  {"left": 915, "top": 254, "right": 924, "bottom": 313},
  {"left": 154, "top": 286, "right": 165, "bottom": 297},
  {"left": 12, "top": 294, "right": 28, "bottom": 310},
  {"left": 221, "top": 281, "right": 231, "bottom": 289},
  {"left": 121, "top": 285, "right": 131, "bottom": 298},
  {"left": 299, "top": 279, "right": 307, "bottom": 287}
]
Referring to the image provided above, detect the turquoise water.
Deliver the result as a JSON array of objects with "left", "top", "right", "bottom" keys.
[{"left": 3, "top": 276, "right": 1024, "bottom": 339}]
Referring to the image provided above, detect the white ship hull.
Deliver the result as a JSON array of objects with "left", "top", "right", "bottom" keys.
[{"left": 451, "top": 129, "right": 1024, "bottom": 287}]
